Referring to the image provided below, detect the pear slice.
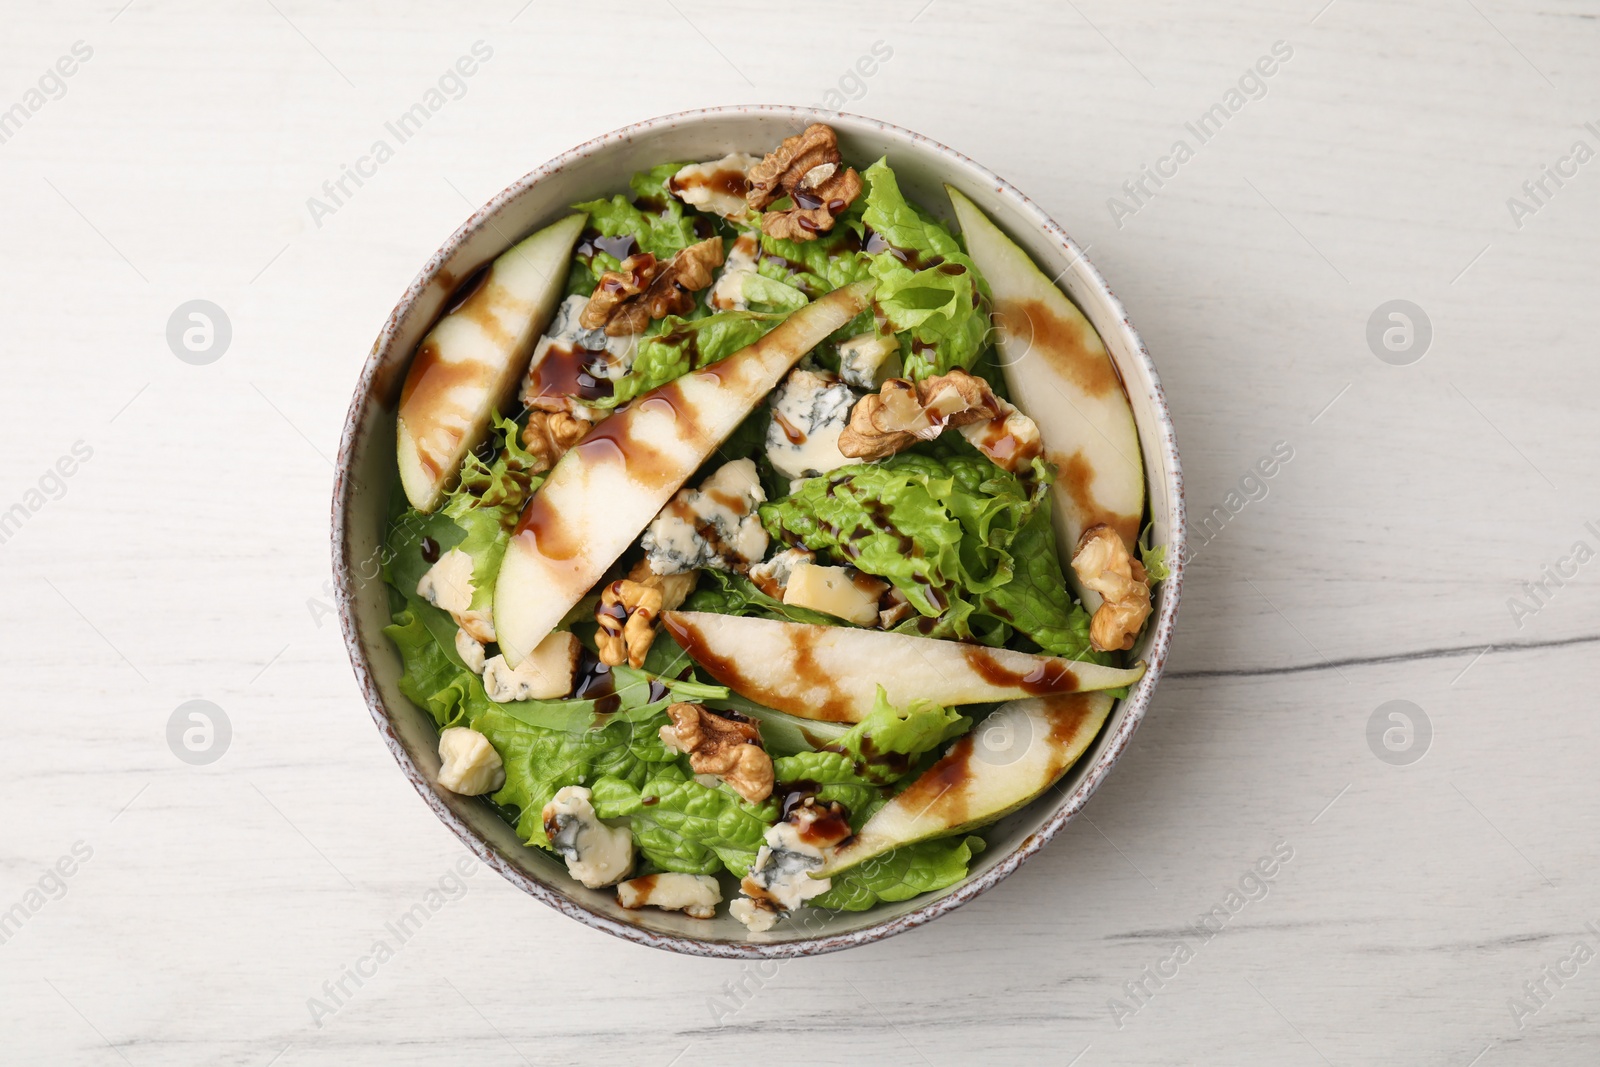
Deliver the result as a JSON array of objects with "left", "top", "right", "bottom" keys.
[
  {"left": 659, "top": 611, "right": 1143, "bottom": 723},
  {"left": 494, "top": 283, "right": 875, "bottom": 667},
  {"left": 397, "top": 213, "right": 586, "bottom": 513},
  {"left": 946, "top": 187, "right": 1144, "bottom": 611},
  {"left": 818, "top": 691, "right": 1114, "bottom": 875}
]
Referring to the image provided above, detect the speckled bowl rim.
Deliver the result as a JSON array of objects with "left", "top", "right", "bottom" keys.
[{"left": 333, "top": 105, "right": 1184, "bottom": 959}]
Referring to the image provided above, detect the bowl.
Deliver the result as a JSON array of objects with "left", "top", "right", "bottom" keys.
[{"left": 332, "top": 105, "right": 1185, "bottom": 958}]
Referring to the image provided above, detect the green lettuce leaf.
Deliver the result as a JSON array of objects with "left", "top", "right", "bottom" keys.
[
  {"left": 760, "top": 450, "right": 1100, "bottom": 661},
  {"left": 757, "top": 225, "right": 872, "bottom": 296},
  {"left": 825, "top": 687, "right": 970, "bottom": 784},
  {"left": 586, "top": 310, "right": 786, "bottom": 411},
  {"left": 979, "top": 503, "right": 1097, "bottom": 658},
  {"left": 481, "top": 705, "right": 680, "bottom": 847},
  {"left": 384, "top": 602, "right": 474, "bottom": 729},
  {"left": 571, "top": 163, "right": 700, "bottom": 276},
  {"left": 770, "top": 689, "right": 967, "bottom": 830},
  {"left": 738, "top": 272, "right": 811, "bottom": 313},
  {"left": 591, "top": 769, "right": 777, "bottom": 877},
  {"left": 810, "top": 835, "right": 985, "bottom": 911},
  {"left": 770, "top": 749, "right": 884, "bottom": 826},
  {"left": 860, "top": 158, "right": 991, "bottom": 379}
]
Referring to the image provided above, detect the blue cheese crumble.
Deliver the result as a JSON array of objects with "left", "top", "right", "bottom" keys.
[
  {"left": 639, "top": 458, "right": 768, "bottom": 575},
  {"left": 764, "top": 367, "right": 858, "bottom": 482}
]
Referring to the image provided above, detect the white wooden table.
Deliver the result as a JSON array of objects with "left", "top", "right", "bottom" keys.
[{"left": 4, "top": 1, "right": 1597, "bottom": 1063}]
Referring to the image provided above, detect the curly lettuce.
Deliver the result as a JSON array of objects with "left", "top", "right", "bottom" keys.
[
  {"left": 771, "top": 688, "right": 968, "bottom": 831},
  {"left": 860, "top": 158, "right": 991, "bottom": 379},
  {"left": 586, "top": 310, "right": 785, "bottom": 411},
  {"left": 760, "top": 450, "right": 1099, "bottom": 660},
  {"left": 568, "top": 163, "right": 701, "bottom": 294},
  {"left": 810, "top": 835, "right": 985, "bottom": 911},
  {"left": 591, "top": 768, "right": 777, "bottom": 877}
]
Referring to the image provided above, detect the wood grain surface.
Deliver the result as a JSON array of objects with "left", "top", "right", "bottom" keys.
[{"left": 2, "top": 1, "right": 1597, "bottom": 1063}]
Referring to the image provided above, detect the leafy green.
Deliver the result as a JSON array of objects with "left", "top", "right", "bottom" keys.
[
  {"left": 586, "top": 310, "right": 786, "bottom": 411},
  {"left": 980, "top": 503, "right": 1097, "bottom": 658},
  {"left": 811, "top": 836, "right": 985, "bottom": 911},
  {"left": 480, "top": 705, "right": 679, "bottom": 847},
  {"left": 757, "top": 226, "right": 872, "bottom": 296},
  {"left": 1139, "top": 528, "right": 1170, "bottom": 583},
  {"left": 385, "top": 601, "right": 474, "bottom": 728},
  {"left": 770, "top": 749, "right": 884, "bottom": 825},
  {"left": 860, "top": 158, "right": 991, "bottom": 379},
  {"left": 591, "top": 769, "right": 777, "bottom": 877},
  {"left": 733, "top": 265, "right": 811, "bottom": 313},
  {"left": 825, "top": 687, "right": 970, "bottom": 785},
  {"left": 572, "top": 163, "right": 700, "bottom": 275},
  {"left": 761, "top": 450, "right": 1100, "bottom": 659},
  {"left": 860, "top": 159, "right": 962, "bottom": 260},
  {"left": 770, "top": 689, "right": 967, "bottom": 833},
  {"left": 385, "top": 598, "right": 716, "bottom": 731}
]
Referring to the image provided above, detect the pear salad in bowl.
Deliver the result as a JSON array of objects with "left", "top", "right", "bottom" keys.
[{"left": 385, "top": 123, "right": 1164, "bottom": 935}]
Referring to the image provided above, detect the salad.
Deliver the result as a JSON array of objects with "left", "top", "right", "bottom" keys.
[{"left": 384, "top": 123, "right": 1164, "bottom": 934}]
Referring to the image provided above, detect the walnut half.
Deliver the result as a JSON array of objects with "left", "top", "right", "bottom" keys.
[
  {"left": 595, "top": 560, "right": 698, "bottom": 669},
  {"left": 522, "top": 410, "right": 592, "bottom": 475},
  {"left": 580, "top": 237, "right": 724, "bottom": 336},
  {"left": 1071, "top": 524, "right": 1152, "bottom": 652},
  {"left": 660, "top": 702, "right": 773, "bottom": 804},
  {"left": 838, "top": 369, "right": 1042, "bottom": 472},
  {"left": 746, "top": 124, "right": 862, "bottom": 242}
]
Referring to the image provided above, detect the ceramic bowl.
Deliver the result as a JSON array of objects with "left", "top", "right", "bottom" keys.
[{"left": 332, "top": 105, "right": 1184, "bottom": 958}]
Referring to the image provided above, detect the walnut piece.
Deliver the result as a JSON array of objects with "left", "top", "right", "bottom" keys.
[
  {"left": 660, "top": 702, "right": 773, "bottom": 804},
  {"left": 628, "top": 557, "right": 698, "bottom": 611},
  {"left": 596, "top": 579, "right": 662, "bottom": 670},
  {"left": 746, "top": 124, "right": 862, "bottom": 242},
  {"left": 579, "top": 238, "right": 725, "bottom": 336},
  {"left": 522, "top": 410, "right": 592, "bottom": 474},
  {"left": 594, "top": 561, "right": 698, "bottom": 669},
  {"left": 1071, "top": 524, "right": 1152, "bottom": 652},
  {"left": 838, "top": 369, "right": 1042, "bottom": 471}
]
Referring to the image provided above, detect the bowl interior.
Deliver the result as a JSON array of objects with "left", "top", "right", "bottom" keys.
[{"left": 334, "top": 106, "right": 1183, "bottom": 957}]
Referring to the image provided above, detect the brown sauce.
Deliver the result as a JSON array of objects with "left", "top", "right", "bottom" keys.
[
  {"left": 525, "top": 341, "right": 616, "bottom": 404},
  {"left": 441, "top": 263, "right": 491, "bottom": 316},
  {"left": 772, "top": 410, "right": 806, "bottom": 445},
  {"left": 961, "top": 645, "right": 1080, "bottom": 695},
  {"left": 776, "top": 780, "right": 821, "bottom": 821},
  {"left": 398, "top": 340, "right": 482, "bottom": 479},
  {"left": 670, "top": 167, "right": 751, "bottom": 202},
  {"left": 512, "top": 483, "right": 585, "bottom": 562},
  {"left": 455, "top": 277, "right": 519, "bottom": 353},
  {"left": 1054, "top": 450, "right": 1140, "bottom": 545},
  {"left": 419, "top": 537, "right": 440, "bottom": 563},
  {"left": 890, "top": 738, "right": 976, "bottom": 826},
  {"left": 577, "top": 232, "right": 637, "bottom": 262},
  {"left": 573, "top": 649, "right": 619, "bottom": 714},
  {"left": 794, "top": 802, "right": 852, "bottom": 848},
  {"left": 996, "top": 297, "right": 1120, "bottom": 398},
  {"left": 1042, "top": 693, "right": 1095, "bottom": 748}
]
